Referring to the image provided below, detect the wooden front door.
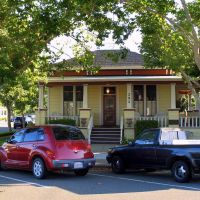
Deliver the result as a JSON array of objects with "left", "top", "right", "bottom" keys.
[{"left": 103, "top": 94, "right": 116, "bottom": 126}]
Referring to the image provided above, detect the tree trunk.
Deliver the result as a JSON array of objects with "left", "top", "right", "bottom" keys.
[
  {"left": 6, "top": 103, "right": 12, "bottom": 132},
  {"left": 22, "top": 112, "right": 25, "bottom": 128}
]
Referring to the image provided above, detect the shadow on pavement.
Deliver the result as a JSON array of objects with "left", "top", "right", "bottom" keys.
[{"left": 0, "top": 169, "right": 200, "bottom": 195}]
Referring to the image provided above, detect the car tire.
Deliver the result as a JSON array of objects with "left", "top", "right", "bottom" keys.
[
  {"left": 171, "top": 160, "right": 191, "bottom": 183},
  {"left": 74, "top": 168, "right": 89, "bottom": 176},
  {"left": 111, "top": 156, "right": 125, "bottom": 174},
  {"left": 32, "top": 158, "right": 47, "bottom": 179}
]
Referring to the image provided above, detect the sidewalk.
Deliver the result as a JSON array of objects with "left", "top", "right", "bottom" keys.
[{"left": 93, "top": 152, "right": 111, "bottom": 171}]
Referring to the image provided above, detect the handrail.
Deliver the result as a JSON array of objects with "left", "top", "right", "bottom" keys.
[
  {"left": 87, "top": 114, "right": 93, "bottom": 144},
  {"left": 120, "top": 115, "right": 124, "bottom": 144}
]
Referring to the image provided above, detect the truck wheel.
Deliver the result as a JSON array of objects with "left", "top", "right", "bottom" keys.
[
  {"left": 171, "top": 160, "right": 191, "bottom": 183},
  {"left": 111, "top": 156, "right": 125, "bottom": 174},
  {"left": 74, "top": 168, "right": 89, "bottom": 176},
  {"left": 32, "top": 158, "right": 47, "bottom": 179}
]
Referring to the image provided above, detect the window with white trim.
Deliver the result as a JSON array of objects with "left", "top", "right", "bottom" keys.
[
  {"left": 133, "top": 85, "right": 157, "bottom": 116},
  {"left": 63, "top": 86, "right": 83, "bottom": 116}
]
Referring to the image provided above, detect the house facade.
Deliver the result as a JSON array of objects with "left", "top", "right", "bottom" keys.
[{"left": 36, "top": 50, "right": 196, "bottom": 144}]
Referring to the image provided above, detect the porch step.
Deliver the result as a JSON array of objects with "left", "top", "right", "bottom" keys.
[{"left": 91, "top": 127, "right": 121, "bottom": 144}]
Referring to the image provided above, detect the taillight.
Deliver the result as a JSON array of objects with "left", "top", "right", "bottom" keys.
[{"left": 86, "top": 144, "right": 91, "bottom": 152}]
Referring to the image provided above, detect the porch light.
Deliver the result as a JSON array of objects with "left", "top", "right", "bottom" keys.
[{"left": 106, "top": 88, "right": 110, "bottom": 94}]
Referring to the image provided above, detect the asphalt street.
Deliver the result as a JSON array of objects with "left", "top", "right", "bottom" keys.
[{"left": 0, "top": 169, "right": 200, "bottom": 200}]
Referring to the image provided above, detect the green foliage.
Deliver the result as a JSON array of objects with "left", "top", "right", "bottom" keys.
[
  {"left": 0, "top": 130, "right": 15, "bottom": 146},
  {"left": 0, "top": 131, "right": 15, "bottom": 137},
  {"left": 134, "top": 120, "right": 158, "bottom": 137},
  {"left": 48, "top": 118, "right": 76, "bottom": 126},
  {"left": 121, "top": 137, "right": 134, "bottom": 145}
]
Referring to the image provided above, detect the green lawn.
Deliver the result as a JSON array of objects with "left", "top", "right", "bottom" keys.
[
  {"left": 0, "top": 131, "right": 14, "bottom": 146},
  {"left": 0, "top": 136, "right": 9, "bottom": 146}
]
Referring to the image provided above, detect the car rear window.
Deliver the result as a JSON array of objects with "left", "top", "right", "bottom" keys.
[{"left": 52, "top": 126, "right": 85, "bottom": 140}]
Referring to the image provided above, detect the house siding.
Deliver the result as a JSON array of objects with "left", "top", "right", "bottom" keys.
[
  {"left": 49, "top": 86, "right": 63, "bottom": 116},
  {"left": 88, "top": 85, "right": 101, "bottom": 126},
  {"left": 157, "top": 84, "right": 171, "bottom": 114},
  {"left": 118, "top": 84, "right": 127, "bottom": 124}
]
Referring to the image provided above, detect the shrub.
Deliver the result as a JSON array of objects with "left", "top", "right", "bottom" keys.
[
  {"left": 48, "top": 118, "right": 76, "bottom": 126},
  {"left": 134, "top": 120, "right": 158, "bottom": 138},
  {"left": 121, "top": 137, "right": 134, "bottom": 145},
  {"left": 0, "top": 130, "right": 15, "bottom": 137}
]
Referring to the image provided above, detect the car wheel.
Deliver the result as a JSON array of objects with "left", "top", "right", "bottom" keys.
[
  {"left": 171, "top": 160, "right": 191, "bottom": 183},
  {"left": 111, "top": 156, "right": 125, "bottom": 174},
  {"left": 74, "top": 168, "right": 89, "bottom": 176},
  {"left": 32, "top": 158, "right": 47, "bottom": 179}
]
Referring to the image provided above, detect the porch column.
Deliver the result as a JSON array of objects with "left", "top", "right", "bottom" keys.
[
  {"left": 123, "top": 108, "right": 136, "bottom": 139},
  {"left": 170, "top": 83, "right": 176, "bottom": 109},
  {"left": 35, "top": 82, "right": 47, "bottom": 125},
  {"left": 83, "top": 84, "right": 88, "bottom": 108},
  {"left": 38, "top": 82, "right": 45, "bottom": 109},
  {"left": 127, "top": 84, "right": 133, "bottom": 108},
  {"left": 168, "top": 108, "right": 180, "bottom": 128}
]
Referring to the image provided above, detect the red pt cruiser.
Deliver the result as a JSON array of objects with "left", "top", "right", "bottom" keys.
[{"left": 0, "top": 125, "right": 95, "bottom": 178}]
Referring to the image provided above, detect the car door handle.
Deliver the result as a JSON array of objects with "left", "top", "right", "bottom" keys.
[{"left": 32, "top": 144, "right": 37, "bottom": 148}]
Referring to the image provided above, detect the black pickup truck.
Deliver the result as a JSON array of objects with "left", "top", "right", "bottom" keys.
[{"left": 106, "top": 128, "right": 200, "bottom": 183}]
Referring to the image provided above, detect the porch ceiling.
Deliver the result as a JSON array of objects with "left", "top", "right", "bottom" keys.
[{"left": 48, "top": 75, "right": 183, "bottom": 83}]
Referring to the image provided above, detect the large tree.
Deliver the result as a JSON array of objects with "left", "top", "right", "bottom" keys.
[
  {"left": 108, "top": 0, "right": 200, "bottom": 104},
  {"left": 0, "top": 0, "right": 118, "bottom": 130}
]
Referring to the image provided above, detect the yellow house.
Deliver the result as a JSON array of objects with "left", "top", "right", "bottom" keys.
[
  {"left": 0, "top": 106, "right": 7, "bottom": 121},
  {"left": 36, "top": 50, "right": 195, "bottom": 144}
]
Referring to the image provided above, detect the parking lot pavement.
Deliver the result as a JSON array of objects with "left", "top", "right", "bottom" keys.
[{"left": 1, "top": 169, "right": 200, "bottom": 200}]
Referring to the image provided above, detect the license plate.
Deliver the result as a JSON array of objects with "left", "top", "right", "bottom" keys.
[{"left": 74, "top": 162, "right": 83, "bottom": 169}]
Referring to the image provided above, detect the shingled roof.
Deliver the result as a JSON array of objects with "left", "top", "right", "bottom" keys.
[{"left": 92, "top": 50, "right": 144, "bottom": 67}]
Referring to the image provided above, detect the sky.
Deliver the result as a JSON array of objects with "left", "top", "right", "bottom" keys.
[
  {"left": 50, "top": 0, "right": 193, "bottom": 61},
  {"left": 50, "top": 29, "right": 142, "bottom": 61}
]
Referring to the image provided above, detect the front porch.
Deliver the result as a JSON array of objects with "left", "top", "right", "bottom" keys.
[{"left": 36, "top": 81, "right": 200, "bottom": 145}]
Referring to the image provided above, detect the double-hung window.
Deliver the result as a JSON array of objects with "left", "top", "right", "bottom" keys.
[
  {"left": 133, "top": 85, "right": 157, "bottom": 116},
  {"left": 63, "top": 86, "right": 83, "bottom": 116}
]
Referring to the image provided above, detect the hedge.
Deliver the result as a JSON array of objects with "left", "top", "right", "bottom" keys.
[
  {"left": 48, "top": 118, "right": 76, "bottom": 126},
  {"left": 0, "top": 131, "right": 15, "bottom": 137},
  {"left": 134, "top": 120, "right": 158, "bottom": 138}
]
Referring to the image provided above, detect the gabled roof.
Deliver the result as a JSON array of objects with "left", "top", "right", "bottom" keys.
[{"left": 92, "top": 50, "right": 144, "bottom": 67}]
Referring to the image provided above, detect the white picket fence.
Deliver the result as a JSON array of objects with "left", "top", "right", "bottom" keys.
[
  {"left": 135, "top": 116, "right": 168, "bottom": 127},
  {"left": 179, "top": 117, "right": 200, "bottom": 128}
]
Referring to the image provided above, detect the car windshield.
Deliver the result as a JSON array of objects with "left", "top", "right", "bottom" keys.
[{"left": 52, "top": 126, "right": 85, "bottom": 140}]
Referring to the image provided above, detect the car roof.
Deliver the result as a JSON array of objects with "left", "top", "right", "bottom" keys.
[{"left": 35, "top": 124, "right": 79, "bottom": 129}]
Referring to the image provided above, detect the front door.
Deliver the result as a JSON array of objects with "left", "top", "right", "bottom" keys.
[{"left": 103, "top": 87, "right": 116, "bottom": 126}]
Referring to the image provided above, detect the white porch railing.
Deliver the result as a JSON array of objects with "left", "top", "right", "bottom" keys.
[
  {"left": 87, "top": 115, "right": 93, "bottom": 144},
  {"left": 180, "top": 117, "right": 200, "bottom": 128},
  {"left": 120, "top": 116, "right": 124, "bottom": 144},
  {"left": 135, "top": 116, "right": 168, "bottom": 127}
]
